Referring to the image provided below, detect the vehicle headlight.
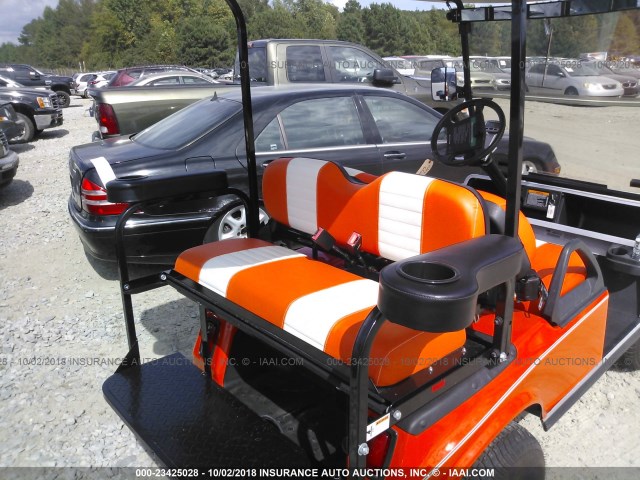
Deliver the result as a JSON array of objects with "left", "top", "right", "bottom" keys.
[
  {"left": 583, "top": 82, "right": 603, "bottom": 91},
  {"left": 36, "top": 96, "right": 52, "bottom": 108}
]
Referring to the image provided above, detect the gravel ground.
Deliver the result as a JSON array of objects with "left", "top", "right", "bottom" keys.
[{"left": 0, "top": 97, "right": 638, "bottom": 477}]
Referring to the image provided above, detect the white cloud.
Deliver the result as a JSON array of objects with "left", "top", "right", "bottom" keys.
[
  {"left": 329, "top": 0, "right": 348, "bottom": 10},
  {"left": 0, "top": 0, "right": 59, "bottom": 45}
]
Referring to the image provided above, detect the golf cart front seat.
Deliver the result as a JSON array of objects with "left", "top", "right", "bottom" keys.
[{"left": 175, "top": 157, "right": 491, "bottom": 386}]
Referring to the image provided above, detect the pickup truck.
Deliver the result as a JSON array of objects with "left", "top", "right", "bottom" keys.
[
  {"left": 0, "top": 103, "right": 21, "bottom": 187},
  {"left": 0, "top": 64, "right": 74, "bottom": 108},
  {"left": 0, "top": 87, "right": 64, "bottom": 143},
  {"left": 90, "top": 39, "right": 457, "bottom": 140}
]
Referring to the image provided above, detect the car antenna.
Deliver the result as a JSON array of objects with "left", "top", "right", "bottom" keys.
[{"left": 210, "top": 92, "right": 218, "bottom": 101}]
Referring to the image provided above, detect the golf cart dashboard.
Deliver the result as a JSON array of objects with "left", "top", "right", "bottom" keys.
[{"left": 466, "top": 174, "right": 640, "bottom": 256}]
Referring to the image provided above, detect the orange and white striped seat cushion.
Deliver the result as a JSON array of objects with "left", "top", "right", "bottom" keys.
[{"left": 175, "top": 238, "right": 466, "bottom": 386}]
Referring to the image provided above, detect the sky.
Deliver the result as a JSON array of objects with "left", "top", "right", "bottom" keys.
[
  {"left": 0, "top": 0, "right": 58, "bottom": 45},
  {"left": 0, "top": 0, "right": 446, "bottom": 45}
]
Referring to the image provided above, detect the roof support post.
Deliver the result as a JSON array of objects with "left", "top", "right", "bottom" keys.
[
  {"left": 224, "top": 0, "right": 260, "bottom": 237},
  {"left": 504, "top": 0, "right": 527, "bottom": 238}
]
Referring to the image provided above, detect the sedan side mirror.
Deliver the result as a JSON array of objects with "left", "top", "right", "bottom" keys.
[
  {"left": 372, "top": 68, "right": 398, "bottom": 86},
  {"left": 431, "top": 67, "right": 458, "bottom": 101}
]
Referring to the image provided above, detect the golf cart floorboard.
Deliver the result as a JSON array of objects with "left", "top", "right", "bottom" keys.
[{"left": 103, "top": 352, "right": 312, "bottom": 468}]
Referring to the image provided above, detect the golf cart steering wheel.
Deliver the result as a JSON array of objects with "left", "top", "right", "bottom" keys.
[{"left": 430, "top": 98, "right": 506, "bottom": 166}]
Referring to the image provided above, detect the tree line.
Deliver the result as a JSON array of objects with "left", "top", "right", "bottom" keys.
[{"left": 0, "top": 0, "right": 638, "bottom": 72}]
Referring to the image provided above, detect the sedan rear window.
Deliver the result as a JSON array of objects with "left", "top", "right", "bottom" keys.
[{"left": 133, "top": 96, "right": 242, "bottom": 150}]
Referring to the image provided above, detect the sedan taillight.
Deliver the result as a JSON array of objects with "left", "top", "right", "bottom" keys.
[
  {"left": 96, "top": 103, "right": 120, "bottom": 136},
  {"left": 81, "top": 178, "right": 128, "bottom": 215}
]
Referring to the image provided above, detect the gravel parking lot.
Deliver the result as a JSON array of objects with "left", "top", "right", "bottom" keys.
[{"left": 0, "top": 97, "right": 638, "bottom": 477}]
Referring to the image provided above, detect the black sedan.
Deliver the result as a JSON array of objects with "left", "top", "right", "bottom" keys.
[{"left": 68, "top": 85, "right": 560, "bottom": 264}]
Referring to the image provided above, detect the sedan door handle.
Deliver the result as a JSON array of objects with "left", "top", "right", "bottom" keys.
[
  {"left": 383, "top": 151, "right": 406, "bottom": 160},
  {"left": 261, "top": 160, "right": 274, "bottom": 169}
]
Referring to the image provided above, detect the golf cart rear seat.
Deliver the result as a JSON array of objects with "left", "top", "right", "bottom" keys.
[{"left": 175, "top": 157, "right": 490, "bottom": 386}]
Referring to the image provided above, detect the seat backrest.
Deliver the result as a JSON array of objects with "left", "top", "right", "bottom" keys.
[
  {"left": 262, "top": 157, "right": 364, "bottom": 235},
  {"left": 263, "top": 158, "right": 489, "bottom": 262},
  {"left": 478, "top": 190, "right": 537, "bottom": 260},
  {"left": 329, "top": 171, "right": 489, "bottom": 261}
]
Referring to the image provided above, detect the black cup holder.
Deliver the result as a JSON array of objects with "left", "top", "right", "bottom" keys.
[
  {"left": 399, "top": 261, "right": 459, "bottom": 284},
  {"left": 605, "top": 244, "right": 640, "bottom": 276},
  {"left": 608, "top": 246, "right": 630, "bottom": 257}
]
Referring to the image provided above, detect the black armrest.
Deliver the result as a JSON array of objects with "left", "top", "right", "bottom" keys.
[
  {"left": 106, "top": 170, "right": 228, "bottom": 204},
  {"left": 378, "top": 235, "right": 525, "bottom": 332},
  {"left": 542, "top": 239, "right": 606, "bottom": 328}
]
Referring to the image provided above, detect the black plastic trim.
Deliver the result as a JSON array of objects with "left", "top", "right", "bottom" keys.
[
  {"left": 397, "top": 345, "right": 516, "bottom": 435},
  {"left": 542, "top": 239, "right": 606, "bottom": 327}
]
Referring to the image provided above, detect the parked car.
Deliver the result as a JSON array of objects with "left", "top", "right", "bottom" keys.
[
  {"left": 581, "top": 61, "right": 639, "bottom": 96},
  {"left": 90, "top": 39, "right": 457, "bottom": 141},
  {"left": 107, "top": 65, "right": 200, "bottom": 87},
  {"left": 412, "top": 57, "right": 454, "bottom": 77},
  {"left": 412, "top": 56, "right": 499, "bottom": 93},
  {"left": 525, "top": 60, "right": 624, "bottom": 96},
  {"left": 452, "top": 58, "right": 498, "bottom": 91},
  {"left": 0, "top": 64, "right": 73, "bottom": 107},
  {"left": 469, "top": 56, "right": 511, "bottom": 90},
  {"left": 0, "top": 85, "right": 63, "bottom": 143},
  {"left": 1, "top": 74, "right": 45, "bottom": 91},
  {"left": 0, "top": 103, "right": 20, "bottom": 187},
  {"left": 128, "top": 71, "right": 219, "bottom": 86},
  {"left": 488, "top": 56, "right": 512, "bottom": 73},
  {"left": 212, "top": 68, "right": 233, "bottom": 80},
  {"left": 382, "top": 57, "right": 415, "bottom": 76},
  {"left": 68, "top": 85, "right": 560, "bottom": 264},
  {"left": 607, "top": 62, "right": 640, "bottom": 81},
  {"left": 87, "top": 71, "right": 116, "bottom": 91},
  {"left": 72, "top": 72, "right": 97, "bottom": 97}
]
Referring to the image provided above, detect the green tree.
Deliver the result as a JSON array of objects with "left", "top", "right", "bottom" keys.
[
  {"left": 0, "top": 43, "right": 22, "bottom": 63},
  {"left": 403, "top": 11, "right": 436, "bottom": 55},
  {"left": 291, "top": 0, "right": 338, "bottom": 39},
  {"left": 362, "top": 3, "right": 410, "bottom": 56},
  {"left": 547, "top": 15, "right": 598, "bottom": 57},
  {"left": 609, "top": 13, "right": 640, "bottom": 56},
  {"left": 249, "top": 1, "right": 306, "bottom": 39},
  {"left": 84, "top": 1, "right": 134, "bottom": 68},
  {"left": 424, "top": 8, "right": 460, "bottom": 56},
  {"left": 176, "top": 15, "right": 234, "bottom": 66},
  {"left": 470, "top": 20, "right": 509, "bottom": 56},
  {"left": 336, "top": 0, "right": 365, "bottom": 44}
]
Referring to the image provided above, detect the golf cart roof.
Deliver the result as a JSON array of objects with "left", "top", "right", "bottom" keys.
[{"left": 417, "top": 1, "right": 640, "bottom": 20}]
